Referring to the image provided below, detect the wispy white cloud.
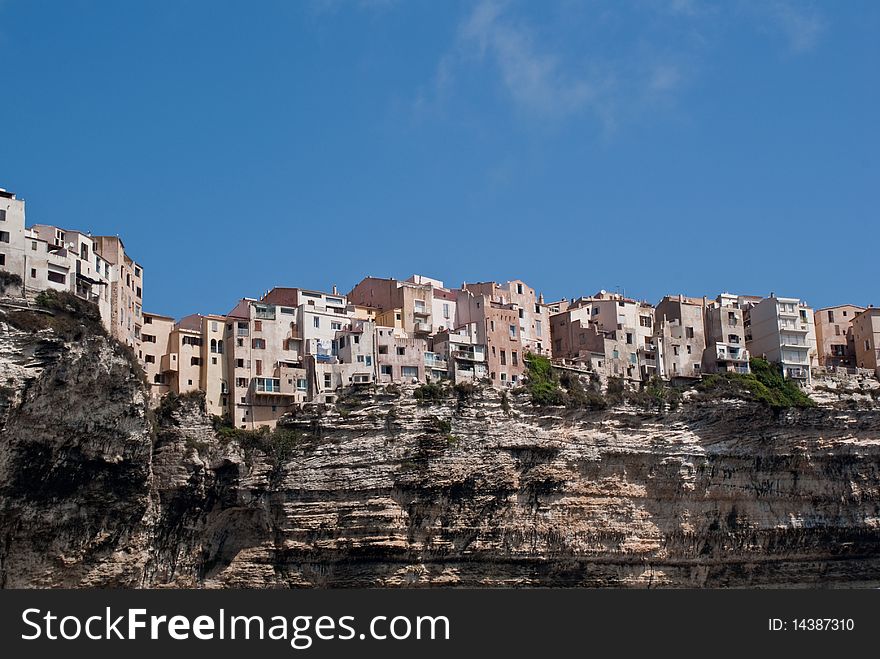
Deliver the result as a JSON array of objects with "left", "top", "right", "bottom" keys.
[
  {"left": 763, "top": 1, "right": 825, "bottom": 53},
  {"left": 418, "top": 0, "right": 618, "bottom": 125}
]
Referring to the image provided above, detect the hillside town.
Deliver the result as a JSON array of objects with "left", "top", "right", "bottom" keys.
[{"left": 3, "top": 186, "right": 879, "bottom": 429}]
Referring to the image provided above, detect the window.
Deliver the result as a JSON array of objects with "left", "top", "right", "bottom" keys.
[
  {"left": 145, "top": 355, "right": 155, "bottom": 364},
  {"left": 379, "top": 345, "right": 388, "bottom": 354},
  {"left": 210, "top": 339, "right": 218, "bottom": 353},
  {"left": 640, "top": 316, "right": 652, "bottom": 328},
  {"left": 0, "top": 209, "right": 5, "bottom": 220},
  {"left": 212, "top": 357, "right": 217, "bottom": 365},
  {"left": 254, "top": 320, "right": 262, "bottom": 332},
  {"left": 353, "top": 335, "right": 360, "bottom": 344},
  {"left": 443, "top": 304, "right": 450, "bottom": 318},
  {"left": 518, "top": 309, "right": 524, "bottom": 319},
  {"left": 313, "top": 316, "right": 320, "bottom": 328},
  {"left": 338, "top": 337, "right": 346, "bottom": 349},
  {"left": 834, "top": 325, "right": 841, "bottom": 336},
  {"left": 144, "top": 317, "right": 152, "bottom": 324},
  {"left": 255, "top": 360, "right": 262, "bottom": 375},
  {"left": 673, "top": 345, "right": 680, "bottom": 356},
  {"left": 630, "top": 353, "right": 637, "bottom": 364},
  {"left": 134, "top": 267, "right": 141, "bottom": 278},
  {"left": 490, "top": 320, "right": 495, "bottom": 332},
  {"left": 536, "top": 320, "right": 542, "bottom": 337},
  {"left": 509, "top": 325, "right": 516, "bottom": 339},
  {"left": 517, "top": 283, "right": 523, "bottom": 294},
  {"left": 396, "top": 347, "right": 406, "bottom": 356},
  {"left": 297, "top": 378, "right": 307, "bottom": 391},
  {"left": 357, "top": 355, "right": 364, "bottom": 363},
  {"left": 365, "top": 355, "right": 372, "bottom": 366},
  {"left": 30, "top": 268, "right": 36, "bottom": 278},
  {"left": 236, "top": 378, "right": 248, "bottom": 388},
  {"left": 281, "top": 307, "right": 295, "bottom": 315},
  {"left": 685, "top": 327, "right": 694, "bottom": 339},
  {"left": 136, "top": 287, "right": 141, "bottom": 298},
  {"left": 626, "top": 332, "right": 633, "bottom": 345},
  {"left": 395, "top": 313, "right": 401, "bottom": 321},
  {"left": 236, "top": 359, "right": 245, "bottom": 368},
  {"left": 324, "top": 373, "right": 332, "bottom": 388},
  {"left": 686, "top": 345, "right": 692, "bottom": 354},
  {"left": 331, "top": 321, "right": 342, "bottom": 330},
  {"left": 500, "top": 350, "right": 506, "bottom": 366},
  {"left": 31, "top": 241, "right": 37, "bottom": 251},
  {"left": 512, "top": 351, "right": 518, "bottom": 366},
  {"left": 252, "top": 338, "right": 266, "bottom": 349},
  {"left": 827, "top": 310, "right": 834, "bottom": 322},
  {"left": 380, "top": 365, "right": 392, "bottom": 376},
  {"left": 191, "top": 357, "right": 201, "bottom": 366},
  {"left": 0, "top": 253, "right": 6, "bottom": 266},
  {"left": 401, "top": 366, "right": 419, "bottom": 379},
  {"left": 0, "top": 231, "right": 9, "bottom": 243},
  {"left": 142, "top": 334, "right": 156, "bottom": 343}
]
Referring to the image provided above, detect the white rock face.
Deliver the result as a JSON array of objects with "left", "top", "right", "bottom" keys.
[{"left": 2, "top": 313, "right": 880, "bottom": 588}]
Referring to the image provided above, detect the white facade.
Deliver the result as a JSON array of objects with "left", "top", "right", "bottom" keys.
[{"left": 745, "top": 295, "right": 817, "bottom": 384}]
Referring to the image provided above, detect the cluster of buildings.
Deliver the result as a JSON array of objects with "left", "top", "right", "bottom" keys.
[
  {"left": 3, "top": 185, "right": 880, "bottom": 430},
  {"left": 0, "top": 188, "right": 143, "bottom": 346}
]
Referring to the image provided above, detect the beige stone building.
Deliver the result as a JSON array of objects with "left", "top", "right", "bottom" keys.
[
  {"left": 347, "top": 276, "right": 435, "bottom": 338},
  {"left": 655, "top": 295, "right": 707, "bottom": 380},
  {"left": 376, "top": 327, "right": 427, "bottom": 383},
  {"left": 852, "top": 308, "right": 880, "bottom": 376},
  {"left": 92, "top": 235, "right": 144, "bottom": 349},
  {"left": 225, "top": 298, "right": 308, "bottom": 429},
  {"left": 701, "top": 293, "right": 750, "bottom": 374},
  {"left": 455, "top": 288, "right": 526, "bottom": 385},
  {"left": 141, "top": 312, "right": 175, "bottom": 398},
  {"left": 462, "top": 280, "right": 551, "bottom": 357},
  {"left": 814, "top": 304, "right": 864, "bottom": 368},
  {"left": 550, "top": 291, "right": 656, "bottom": 382}
]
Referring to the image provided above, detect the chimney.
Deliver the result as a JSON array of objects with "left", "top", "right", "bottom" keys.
[
  {"left": 332, "top": 284, "right": 338, "bottom": 295},
  {"left": 538, "top": 293, "right": 545, "bottom": 304}
]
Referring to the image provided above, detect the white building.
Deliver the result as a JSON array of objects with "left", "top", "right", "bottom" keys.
[{"left": 744, "top": 295, "right": 817, "bottom": 384}]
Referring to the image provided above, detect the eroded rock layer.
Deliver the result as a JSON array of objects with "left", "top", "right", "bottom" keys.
[{"left": 1, "top": 319, "right": 879, "bottom": 588}]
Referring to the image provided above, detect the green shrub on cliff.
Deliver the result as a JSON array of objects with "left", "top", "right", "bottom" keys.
[{"left": 697, "top": 357, "right": 814, "bottom": 409}]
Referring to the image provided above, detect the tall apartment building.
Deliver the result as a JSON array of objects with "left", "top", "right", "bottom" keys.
[
  {"left": 0, "top": 188, "right": 26, "bottom": 291},
  {"left": 550, "top": 291, "right": 656, "bottom": 382},
  {"left": 701, "top": 294, "right": 750, "bottom": 374},
  {"left": 655, "top": 295, "right": 707, "bottom": 380},
  {"left": 455, "top": 288, "right": 525, "bottom": 385},
  {"left": 141, "top": 312, "right": 175, "bottom": 398},
  {"left": 225, "top": 297, "right": 309, "bottom": 429},
  {"left": 92, "top": 235, "right": 144, "bottom": 349},
  {"left": 461, "top": 280, "right": 551, "bottom": 357},
  {"left": 852, "top": 308, "right": 880, "bottom": 376},
  {"left": 744, "top": 295, "right": 817, "bottom": 384},
  {"left": 814, "top": 304, "right": 864, "bottom": 368}
]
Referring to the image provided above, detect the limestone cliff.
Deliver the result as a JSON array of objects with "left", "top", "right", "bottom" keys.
[{"left": 1, "top": 308, "right": 879, "bottom": 588}]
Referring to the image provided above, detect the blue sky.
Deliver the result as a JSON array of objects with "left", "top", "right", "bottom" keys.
[{"left": 1, "top": 0, "right": 877, "bottom": 317}]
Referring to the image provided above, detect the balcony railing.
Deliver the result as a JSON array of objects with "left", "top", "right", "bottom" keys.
[
  {"left": 452, "top": 350, "right": 482, "bottom": 361},
  {"left": 414, "top": 322, "right": 432, "bottom": 333}
]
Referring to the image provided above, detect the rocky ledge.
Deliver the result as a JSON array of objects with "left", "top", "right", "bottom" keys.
[{"left": 1, "top": 312, "right": 879, "bottom": 588}]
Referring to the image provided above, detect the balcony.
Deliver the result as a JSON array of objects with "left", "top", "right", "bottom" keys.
[
  {"left": 414, "top": 321, "right": 432, "bottom": 333},
  {"left": 716, "top": 348, "right": 750, "bottom": 362},
  {"left": 452, "top": 350, "right": 483, "bottom": 362},
  {"left": 160, "top": 353, "right": 178, "bottom": 373},
  {"left": 424, "top": 355, "right": 448, "bottom": 370},
  {"left": 785, "top": 367, "right": 809, "bottom": 379}
]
